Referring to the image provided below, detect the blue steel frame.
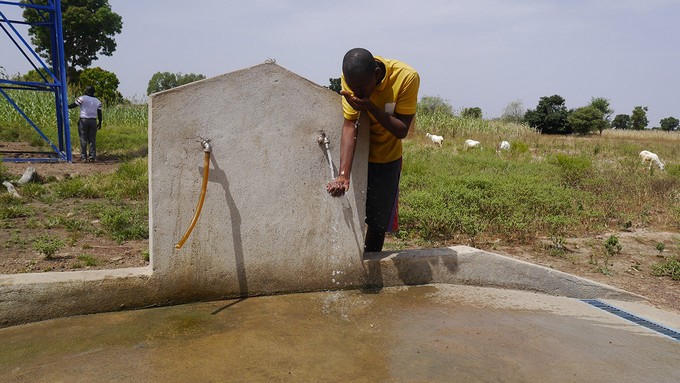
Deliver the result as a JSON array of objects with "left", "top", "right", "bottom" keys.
[{"left": 0, "top": 0, "right": 72, "bottom": 162}]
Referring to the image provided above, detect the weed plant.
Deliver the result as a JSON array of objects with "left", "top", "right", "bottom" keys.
[
  {"left": 32, "top": 234, "right": 64, "bottom": 259},
  {"left": 652, "top": 257, "right": 680, "bottom": 280}
]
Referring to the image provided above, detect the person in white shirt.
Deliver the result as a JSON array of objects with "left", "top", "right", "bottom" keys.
[{"left": 68, "top": 86, "right": 102, "bottom": 162}]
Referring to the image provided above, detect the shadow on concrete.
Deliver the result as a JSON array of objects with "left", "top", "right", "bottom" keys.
[
  {"left": 362, "top": 248, "right": 459, "bottom": 292},
  {"left": 210, "top": 297, "right": 248, "bottom": 315},
  {"left": 206, "top": 155, "right": 248, "bottom": 296}
]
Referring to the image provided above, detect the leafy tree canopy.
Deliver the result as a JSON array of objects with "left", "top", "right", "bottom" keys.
[
  {"left": 417, "top": 96, "right": 453, "bottom": 117},
  {"left": 589, "top": 97, "right": 613, "bottom": 121},
  {"left": 461, "top": 107, "right": 482, "bottom": 119},
  {"left": 147, "top": 72, "right": 206, "bottom": 95},
  {"left": 524, "top": 95, "right": 571, "bottom": 134},
  {"left": 660, "top": 116, "right": 679, "bottom": 131},
  {"left": 568, "top": 106, "right": 606, "bottom": 135},
  {"left": 326, "top": 77, "right": 341, "bottom": 94},
  {"left": 611, "top": 114, "right": 630, "bottom": 130},
  {"left": 78, "top": 66, "right": 122, "bottom": 106},
  {"left": 631, "top": 106, "right": 649, "bottom": 130},
  {"left": 22, "top": 0, "right": 123, "bottom": 81}
]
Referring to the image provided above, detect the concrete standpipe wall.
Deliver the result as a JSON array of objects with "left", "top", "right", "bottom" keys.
[{"left": 149, "top": 62, "right": 371, "bottom": 297}]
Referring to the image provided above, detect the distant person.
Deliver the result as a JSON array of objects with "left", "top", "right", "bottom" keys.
[
  {"left": 326, "top": 48, "right": 420, "bottom": 252},
  {"left": 68, "top": 86, "right": 102, "bottom": 162}
]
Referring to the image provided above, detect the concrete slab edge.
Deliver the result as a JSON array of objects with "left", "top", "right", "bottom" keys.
[
  {"left": 0, "top": 245, "right": 647, "bottom": 328},
  {"left": 363, "top": 246, "right": 646, "bottom": 301}
]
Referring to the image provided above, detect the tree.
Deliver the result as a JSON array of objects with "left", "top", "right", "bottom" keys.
[
  {"left": 568, "top": 106, "right": 606, "bottom": 135},
  {"left": 660, "top": 117, "right": 679, "bottom": 131},
  {"left": 79, "top": 66, "right": 122, "bottom": 106},
  {"left": 611, "top": 114, "right": 630, "bottom": 130},
  {"left": 589, "top": 97, "right": 612, "bottom": 133},
  {"left": 524, "top": 95, "right": 571, "bottom": 134},
  {"left": 461, "top": 107, "right": 482, "bottom": 119},
  {"left": 501, "top": 99, "right": 525, "bottom": 123},
  {"left": 22, "top": 0, "right": 123, "bottom": 81},
  {"left": 631, "top": 106, "right": 649, "bottom": 130},
  {"left": 589, "top": 97, "right": 613, "bottom": 120},
  {"left": 326, "top": 77, "right": 341, "bottom": 94},
  {"left": 417, "top": 96, "right": 453, "bottom": 117},
  {"left": 147, "top": 72, "right": 206, "bottom": 95}
]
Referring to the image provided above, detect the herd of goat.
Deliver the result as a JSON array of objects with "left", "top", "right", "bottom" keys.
[{"left": 424, "top": 132, "right": 666, "bottom": 170}]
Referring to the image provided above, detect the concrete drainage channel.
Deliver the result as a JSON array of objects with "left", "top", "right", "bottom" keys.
[{"left": 582, "top": 299, "right": 680, "bottom": 342}]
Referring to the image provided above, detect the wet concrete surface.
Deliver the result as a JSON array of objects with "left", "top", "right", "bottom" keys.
[{"left": 1, "top": 284, "right": 679, "bottom": 383}]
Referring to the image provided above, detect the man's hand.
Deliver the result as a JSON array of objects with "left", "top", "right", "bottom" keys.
[
  {"left": 97, "top": 122, "right": 102, "bottom": 130},
  {"left": 341, "top": 90, "right": 374, "bottom": 112},
  {"left": 326, "top": 175, "right": 350, "bottom": 197}
]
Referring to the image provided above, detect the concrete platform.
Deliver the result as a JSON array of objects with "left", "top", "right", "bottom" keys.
[{"left": 1, "top": 284, "right": 678, "bottom": 383}]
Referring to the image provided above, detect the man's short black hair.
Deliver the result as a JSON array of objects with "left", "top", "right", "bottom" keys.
[
  {"left": 342, "top": 48, "right": 376, "bottom": 80},
  {"left": 85, "top": 86, "right": 95, "bottom": 96}
]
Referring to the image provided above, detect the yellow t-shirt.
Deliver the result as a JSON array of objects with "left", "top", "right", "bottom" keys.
[{"left": 341, "top": 56, "right": 420, "bottom": 163}]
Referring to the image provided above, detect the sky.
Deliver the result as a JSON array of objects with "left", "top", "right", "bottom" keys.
[{"left": 2, "top": 0, "right": 679, "bottom": 126}]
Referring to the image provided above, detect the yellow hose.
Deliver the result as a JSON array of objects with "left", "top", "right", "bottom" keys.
[{"left": 175, "top": 150, "right": 211, "bottom": 249}]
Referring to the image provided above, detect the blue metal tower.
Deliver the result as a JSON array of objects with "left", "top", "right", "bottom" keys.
[{"left": 0, "top": 0, "right": 72, "bottom": 162}]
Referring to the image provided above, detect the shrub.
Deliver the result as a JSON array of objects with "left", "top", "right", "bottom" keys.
[
  {"left": 33, "top": 234, "right": 64, "bottom": 259},
  {"left": 652, "top": 257, "right": 680, "bottom": 280}
]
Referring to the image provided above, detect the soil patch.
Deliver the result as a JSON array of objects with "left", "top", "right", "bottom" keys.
[{"left": 487, "top": 229, "right": 680, "bottom": 314}]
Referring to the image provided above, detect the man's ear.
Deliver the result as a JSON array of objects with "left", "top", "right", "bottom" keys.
[{"left": 373, "top": 66, "right": 381, "bottom": 84}]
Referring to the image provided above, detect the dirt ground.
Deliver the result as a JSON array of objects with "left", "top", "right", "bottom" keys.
[
  {"left": 2, "top": 151, "right": 679, "bottom": 315},
  {"left": 1, "top": 146, "right": 148, "bottom": 273},
  {"left": 488, "top": 230, "right": 680, "bottom": 314}
]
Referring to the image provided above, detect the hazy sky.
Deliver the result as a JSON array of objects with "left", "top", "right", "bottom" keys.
[{"left": 2, "top": 0, "right": 679, "bottom": 126}]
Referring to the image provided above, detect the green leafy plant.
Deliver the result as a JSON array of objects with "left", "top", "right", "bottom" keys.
[
  {"left": 593, "top": 235, "right": 622, "bottom": 275},
  {"left": 656, "top": 242, "right": 666, "bottom": 254},
  {"left": 652, "top": 257, "right": 680, "bottom": 280},
  {"left": 77, "top": 254, "right": 97, "bottom": 267},
  {"left": 33, "top": 235, "right": 65, "bottom": 259}
]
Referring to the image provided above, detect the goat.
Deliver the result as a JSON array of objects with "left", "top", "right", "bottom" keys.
[
  {"left": 499, "top": 141, "right": 510, "bottom": 151},
  {"left": 464, "top": 139, "right": 481, "bottom": 150},
  {"left": 639, "top": 150, "right": 665, "bottom": 170},
  {"left": 426, "top": 132, "right": 444, "bottom": 147}
]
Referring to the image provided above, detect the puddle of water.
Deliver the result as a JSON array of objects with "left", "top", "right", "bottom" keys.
[{"left": 1, "top": 284, "right": 679, "bottom": 383}]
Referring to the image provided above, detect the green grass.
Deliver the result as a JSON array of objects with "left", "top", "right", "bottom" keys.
[
  {"left": 76, "top": 254, "right": 98, "bottom": 267},
  {"left": 97, "top": 203, "right": 149, "bottom": 243},
  {"left": 398, "top": 112, "right": 680, "bottom": 247}
]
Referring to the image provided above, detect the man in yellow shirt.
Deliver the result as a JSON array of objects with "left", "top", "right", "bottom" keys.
[{"left": 326, "top": 48, "right": 420, "bottom": 252}]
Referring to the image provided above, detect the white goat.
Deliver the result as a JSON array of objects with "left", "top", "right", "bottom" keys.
[
  {"left": 426, "top": 132, "right": 444, "bottom": 147},
  {"left": 464, "top": 139, "right": 481, "bottom": 150},
  {"left": 639, "top": 150, "right": 665, "bottom": 170},
  {"left": 499, "top": 141, "right": 510, "bottom": 150}
]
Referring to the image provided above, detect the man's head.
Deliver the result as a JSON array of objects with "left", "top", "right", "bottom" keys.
[
  {"left": 84, "top": 86, "right": 95, "bottom": 96},
  {"left": 342, "top": 48, "right": 380, "bottom": 99}
]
